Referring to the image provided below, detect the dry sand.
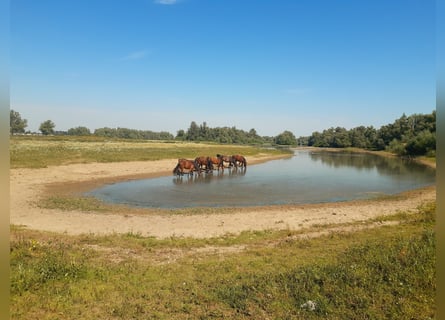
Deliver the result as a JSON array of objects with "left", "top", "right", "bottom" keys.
[{"left": 10, "top": 155, "right": 436, "bottom": 239}]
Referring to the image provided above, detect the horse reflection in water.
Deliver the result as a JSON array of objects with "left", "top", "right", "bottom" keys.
[{"left": 172, "top": 165, "right": 246, "bottom": 185}]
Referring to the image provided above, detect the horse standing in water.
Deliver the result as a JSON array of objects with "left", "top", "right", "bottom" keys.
[
  {"left": 216, "top": 154, "right": 236, "bottom": 168},
  {"left": 208, "top": 155, "right": 224, "bottom": 171},
  {"left": 232, "top": 154, "right": 247, "bottom": 168},
  {"left": 173, "top": 158, "right": 201, "bottom": 176},
  {"left": 194, "top": 156, "right": 213, "bottom": 173}
]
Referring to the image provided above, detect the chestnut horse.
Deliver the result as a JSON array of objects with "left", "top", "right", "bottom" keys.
[
  {"left": 173, "top": 158, "right": 200, "bottom": 176},
  {"left": 216, "top": 154, "right": 235, "bottom": 168},
  {"left": 208, "top": 155, "right": 224, "bottom": 171},
  {"left": 232, "top": 154, "right": 247, "bottom": 168},
  {"left": 195, "top": 156, "right": 213, "bottom": 173}
]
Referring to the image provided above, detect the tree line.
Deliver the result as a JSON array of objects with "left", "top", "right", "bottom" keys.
[
  {"left": 9, "top": 110, "right": 297, "bottom": 145},
  {"left": 303, "top": 111, "right": 436, "bottom": 156},
  {"left": 175, "top": 121, "right": 299, "bottom": 146},
  {"left": 10, "top": 109, "right": 435, "bottom": 156}
]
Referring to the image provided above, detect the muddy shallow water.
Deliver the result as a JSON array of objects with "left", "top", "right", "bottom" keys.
[{"left": 87, "top": 151, "right": 435, "bottom": 209}]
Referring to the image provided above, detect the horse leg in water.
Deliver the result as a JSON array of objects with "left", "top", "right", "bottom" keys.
[
  {"left": 193, "top": 160, "right": 202, "bottom": 175},
  {"left": 232, "top": 155, "right": 247, "bottom": 168},
  {"left": 173, "top": 163, "right": 182, "bottom": 176},
  {"left": 217, "top": 154, "right": 234, "bottom": 168}
]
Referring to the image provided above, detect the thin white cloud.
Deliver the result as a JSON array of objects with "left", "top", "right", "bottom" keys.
[
  {"left": 120, "top": 50, "right": 149, "bottom": 61},
  {"left": 154, "top": 0, "right": 178, "bottom": 5}
]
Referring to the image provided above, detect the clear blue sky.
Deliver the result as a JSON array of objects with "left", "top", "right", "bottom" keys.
[{"left": 10, "top": 0, "right": 435, "bottom": 137}]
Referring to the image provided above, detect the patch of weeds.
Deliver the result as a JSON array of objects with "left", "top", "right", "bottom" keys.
[
  {"left": 212, "top": 228, "right": 435, "bottom": 319},
  {"left": 10, "top": 239, "right": 88, "bottom": 295},
  {"left": 38, "top": 195, "right": 109, "bottom": 212}
]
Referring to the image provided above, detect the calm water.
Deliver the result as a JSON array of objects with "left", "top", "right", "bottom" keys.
[{"left": 87, "top": 151, "right": 435, "bottom": 208}]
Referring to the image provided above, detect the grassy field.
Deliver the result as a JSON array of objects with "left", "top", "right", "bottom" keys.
[
  {"left": 10, "top": 135, "right": 290, "bottom": 169},
  {"left": 10, "top": 136, "right": 436, "bottom": 319},
  {"left": 10, "top": 203, "right": 435, "bottom": 319}
]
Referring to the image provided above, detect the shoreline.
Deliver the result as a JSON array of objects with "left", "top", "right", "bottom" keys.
[{"left": 10, "top": 152, "right": 436, "bottom": 239}]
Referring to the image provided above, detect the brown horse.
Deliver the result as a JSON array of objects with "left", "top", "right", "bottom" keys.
[
  {"left": 208, "top": 155, "right": 224, "bottom": 171},
  {"left": 173, "top": 158, "right": 200, "bottom": 176},
  {"left": 194, "top": 156, "right": 213, "bottom": 172},
  {"left": 216, "top": 154, "right": 235, "bottom": 168},
  {"left": 232, "top": 154, "right": 247, "bottom": 168}
]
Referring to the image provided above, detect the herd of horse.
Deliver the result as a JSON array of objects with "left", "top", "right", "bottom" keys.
[{"left": 173, "top": 154, "right": 247, "bottom": 176}]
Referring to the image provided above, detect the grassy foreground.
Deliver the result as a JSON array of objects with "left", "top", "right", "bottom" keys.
[{"left": 10, "top": 202, "right": 435, "bottom": 319}]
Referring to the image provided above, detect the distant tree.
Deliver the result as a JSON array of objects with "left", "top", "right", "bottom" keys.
[
  {"left": 296, "top": 136, "right": 309, "bottom": 146},
  {"left": 94, "top": 127, "right": 114, "bottom": 137},
  {"left": 67, "top": 126, "right": 91, "bottom": 136},
  {"left": 404, "top": 130, "right": 436, "bottom": 156},
  {"left": 332, "top": 127, "right": 351, "bottom": 148},
  {"left": 186, "top": 121, "right": 200, "bottom": 140},
  {"left": 10, "top": 109, "right": 28, "bottom": 134},
  {"left": 199, "top": 121, "right": 210, "bottom": 141},
  {"left": 305, "top": 111, "right": 435, "bottom": 155},
  {"left": 93, "top": 127, "right": 173, "bottom": 140},
  {"left": 176, "top": 129, "right": 186, "bottom": 140},
  {"left": 274, "top": 130, "right": 297, "bottom": 145},
  {"left": 39, "top": 120, "right": 55, "bottom": 135},
  {"left": 156, "top": 131, "right": 174, "bottom": 140},
  {"left": 349, "top": 126, "right": 368, "bottom": 148},
  {"left": 248, "top": 128, "right": 257, "bottom": 137},
  {"left": 386, "top": 138, "right": 406, "bottom": 156}
]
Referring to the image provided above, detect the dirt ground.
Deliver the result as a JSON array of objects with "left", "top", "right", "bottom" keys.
[{"left": 10, "top": 155, "right": 436, "bottom": 239}]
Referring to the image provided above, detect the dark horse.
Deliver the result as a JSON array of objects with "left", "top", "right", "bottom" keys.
[
  {"left": 232, "top": 154, "right": 247, "bottom": 168},
  {"left": 216, "top": 154, "right": 235, "bottom": 168},
  {"left": 173, "top": 158, "right": 200, "bottom": 176},
  {"left": 194, "top": 156, "right": 213, "bottom": 173}
]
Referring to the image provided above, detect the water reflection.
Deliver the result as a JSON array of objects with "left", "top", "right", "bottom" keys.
[
  {"left": 87, "top": 151, "right": 435, "bottom": 209},
  {"left": 172, "top": 167, "right": 247, "bottom": 185},
  {"left": 309, "top": 151, "right": 434, "bottom": 180}
]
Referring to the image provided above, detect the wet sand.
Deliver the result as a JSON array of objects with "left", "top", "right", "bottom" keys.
[{"left": 10, "top": 155, "right": 436, "bottom": 239}]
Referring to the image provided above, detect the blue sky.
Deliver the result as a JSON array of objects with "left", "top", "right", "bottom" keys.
[{"left": 10, "top": 0, "right": 435, "bottom": 137}]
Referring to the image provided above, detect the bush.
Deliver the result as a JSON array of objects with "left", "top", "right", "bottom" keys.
[
  {"left": 404, "top": 130, "right": 436, "bottom": 156},
  {"left": 386, "top": 138, "right": 406, "bottom": 155}
]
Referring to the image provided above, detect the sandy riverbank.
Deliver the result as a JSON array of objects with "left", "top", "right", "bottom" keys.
[{"left": 10, "top": 154, "right": 436, "bottom": 239}]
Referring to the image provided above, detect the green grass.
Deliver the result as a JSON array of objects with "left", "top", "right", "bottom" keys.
[
  {"left": 10, "top": 135, "right": 291, "bottom": 168},
  {"left": 10, "top": 202, "right": 436, "bottom": 319},
  {"left": 10, "top": 136, "right": 436, "bottom": 318},
  {"left": 37, "top": 195, "right": 111, "bottom": 212}
]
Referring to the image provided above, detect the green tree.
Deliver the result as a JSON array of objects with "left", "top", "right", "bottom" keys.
[
  {"left": 39, "top": 120, "right": 55, "bottom": 135},
  {"left": 186, "top": 121, "right": 200, "bottom": 140},
  {"left": 404, "top": 130, "right": 436, "bottom": 156},
  {"left": 199, "top": 121, "right": 210, "bottom": 141},
  {"left": 349, "top": 126, "right": 368, "bottom": 148},
  {"left": 386, "top": 138, "right": 406, "bottom": 156},
  {"left": 67, "top": 126, "right": 91, "bottom": 136},
  {"left": 10, "top": 109, "right": 28, "bottom": 134},
  {"left": 332, "top": 127, "right": 351, "bottom": 148},
  {"left": 274, "top": 130, "right": 297, "bottom": 145},
  {"left": 176, "top": 129, "right": 185, "bottom": 140}
]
